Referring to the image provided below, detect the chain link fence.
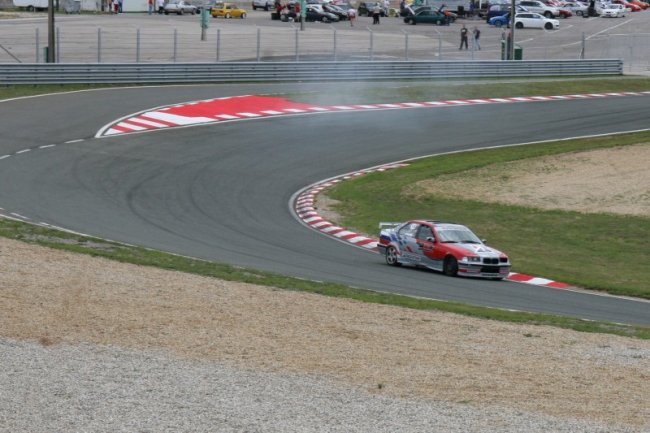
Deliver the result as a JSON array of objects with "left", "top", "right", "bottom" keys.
[{"left": 1, "top": 22, "right": 648, "bottom": 73}]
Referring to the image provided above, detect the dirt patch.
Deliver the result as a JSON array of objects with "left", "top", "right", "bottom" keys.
[
  {"left": 314, "top": 194, "right": 344, "bottom": 224},
  {"left": 0, "top": 236, "right": 648, "bottom": 429},
  {"left": 409, "top": 144, "right": 650, "bottom": 217}
]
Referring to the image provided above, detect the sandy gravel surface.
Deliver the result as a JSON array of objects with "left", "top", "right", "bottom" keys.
[
  {"left": 1, "top": 237, "right": 649, "bottom": 431},
  {"left": 0, "top": 338, "right": 639, "bottom": 433},
  {"left": 410, "top": 144, "right": 650, "bottom": 217}
]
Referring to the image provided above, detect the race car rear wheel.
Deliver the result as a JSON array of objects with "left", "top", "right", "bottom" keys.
[
  {"left": 385, "top": 246, "right": 401, "bottom": 266},
  {"left": 443, "top": 256, "right": 458, "bottom": 277}
]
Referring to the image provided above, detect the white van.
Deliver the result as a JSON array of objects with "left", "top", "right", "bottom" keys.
[{"left": 13, "top": 0, "right": 50, "bottom": 10}]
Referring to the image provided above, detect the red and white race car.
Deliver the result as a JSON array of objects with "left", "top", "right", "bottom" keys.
[{"left": 378, "top": 220, "right": 511, "bottom": 279}]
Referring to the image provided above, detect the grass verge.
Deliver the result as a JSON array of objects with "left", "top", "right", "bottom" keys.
[
  {"left": 325, "top": 131, "right": 650, "bottom": 299},
  {"left": 0, "top": 217, "right": 648, "bottom": 340},
  {"left": 287, "top": 77, "right": 650, "bottom": 105}
]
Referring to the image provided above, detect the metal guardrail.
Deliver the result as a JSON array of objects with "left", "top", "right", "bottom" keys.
[{"left": 0, "top": 60, "right": 622, "bottom": 84}]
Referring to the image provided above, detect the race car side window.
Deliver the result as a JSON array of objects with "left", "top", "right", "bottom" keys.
[
  {"left": 398, "top": 223, "right": 418, "bottom": 239},
  {"left": 416, "top": 225, "right": 434, "bottom": 241}
]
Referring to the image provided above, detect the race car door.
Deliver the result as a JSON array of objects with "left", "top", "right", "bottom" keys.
[
  {"left": 397, "top": 222, "right": 424, "bottom": 264},
  {"left": 415, "top": 224, "right": 443, "bottom": 271}
]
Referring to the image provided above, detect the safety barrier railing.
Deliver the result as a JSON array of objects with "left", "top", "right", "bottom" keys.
[{"left": 0, "top": 59, "right": 622, "bottom": 84}]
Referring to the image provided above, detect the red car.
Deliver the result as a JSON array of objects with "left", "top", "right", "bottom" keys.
[
  {"left": 611, "top": 0, "right": 642, "bottom": 11},
  {"left": 627, "top": 0, "right": 649, "bottom": 8},
  {"left": 378, "top": 220, "right": 511, "bottom": 279}
]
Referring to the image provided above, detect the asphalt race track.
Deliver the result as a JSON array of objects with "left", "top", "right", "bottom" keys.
[{"left": 1, "top": 83, "right": 649, "bottom": 325}]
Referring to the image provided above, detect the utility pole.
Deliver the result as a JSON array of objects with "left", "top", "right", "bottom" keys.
[
  {"left": 508, "top": 0, "right": 515, "bottom": 60},
  {"left": 300, "top": 0, "right": 305, "bottom": 30},
  {"left": 47, "top": 0, "right": 55, "bottom": 62}
]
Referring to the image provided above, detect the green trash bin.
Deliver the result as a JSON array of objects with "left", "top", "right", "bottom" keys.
[{"left": 500, "top": 41, "right": 523, "bottom": 60}]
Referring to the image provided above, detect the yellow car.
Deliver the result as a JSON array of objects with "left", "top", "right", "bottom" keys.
[{"left": 210, "top": 3, "right": 247, "bottom": 17}]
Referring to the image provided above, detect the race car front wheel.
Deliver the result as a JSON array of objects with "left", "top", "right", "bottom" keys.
[
  {"left": 385, "top": 246, "right": 401, "bottom": 266},
  {"left": 443, "top": 256, "right": 458, "bottom": 277}
]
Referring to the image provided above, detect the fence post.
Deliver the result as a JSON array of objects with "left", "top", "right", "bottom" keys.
[
  {"left": 256, "top": 27, "right": 261, "bottom": 62},
  {"left": 35, "top": 28, "right": 39, "bottom": 63},
  {"left": 56, "top": 27, "right": 60, "bottom": 63},
  {"left": 628, "top": 35, "right": 633, "bottom": 73},
  {"left": 332, "top": 25, "right": 337, "bottom": 61},
  {"left": 367, "top": 26, "right": 373, "bottom": 60},
  {"left": 173, "top": 28, "right": 178, "bottom": 62},
  {"left": 97, "top": 27, "right": 101, "bottom": 63},
  {"left": 580, "top": 31, "right": 585, "bottom": 59},
  {"left": 295, "top": 27, "right": 299, "bottom": 61},
  {"left": 471, "top": 31, "right": 475, "bottom": 60},
  {"left": 216, "top": 28, "right": 221, "bottom": 61},
  {"left": 438, "top": 36, "right": 441, "bottom": 59},
  {"left": 402, "top": 29, "right": 408, "bottom": 60},
  {"left": 136, "top": 28, "right": 141, "bottom": 63}
]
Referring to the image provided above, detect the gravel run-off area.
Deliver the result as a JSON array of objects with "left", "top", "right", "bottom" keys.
[{"left": 1, "top": 236, "right": 649, "bottom": 432}]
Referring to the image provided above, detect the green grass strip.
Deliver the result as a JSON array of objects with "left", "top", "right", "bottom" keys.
[
  {"left": 286, "top": 77, "right": 650, "bottom": 105},
  {"left": 326, "top": 131, "right": 650, "bottom": 299},
  {"left": 0, "top": 218, "right": 648, "bottom": 340}
]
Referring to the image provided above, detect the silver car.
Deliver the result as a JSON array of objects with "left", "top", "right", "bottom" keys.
[
  {"left": 164, "top": 0, "right": 197, "bottom": 14},
  {"left": 252, "top": 0, "right": 273, "bottom": 10}
]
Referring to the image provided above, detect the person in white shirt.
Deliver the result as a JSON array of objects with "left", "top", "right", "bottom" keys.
[
  {"left": 347, "top": 6, "right": 356, "bottom": 25},
  {"left": 157, "top": 0, "right": 164, "bottom": 13}
]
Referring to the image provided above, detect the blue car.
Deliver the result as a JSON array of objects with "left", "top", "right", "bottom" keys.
[{"left": 488, "top": 11, "right": 510, "bottom": 26}]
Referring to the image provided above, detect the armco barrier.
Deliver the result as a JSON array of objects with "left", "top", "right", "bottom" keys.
[{"left": 0, "top": 60, "right": 622, "bottom": 84}]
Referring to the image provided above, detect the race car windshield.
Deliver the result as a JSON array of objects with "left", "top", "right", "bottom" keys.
[{"left": 438, "top": 229, "right": 481, "bottom": 244}]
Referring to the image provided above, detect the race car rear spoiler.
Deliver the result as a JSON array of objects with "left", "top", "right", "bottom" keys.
[{"left": 378, "top": 222, "right": 402, "bottom": 229}]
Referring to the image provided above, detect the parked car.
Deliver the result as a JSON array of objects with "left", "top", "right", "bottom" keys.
[
  {"left": 627, "top": 0, "right": 649, "bottom": 9},
  {"left": 485, "top": 3, "right": 528, "bottom": 20},
  {"left": 378, "top": 220, "right": 511, "bottom": 279},
  {"left": 515, "top": 11, "right": 560, "bottom": 28},
  {"left": 211, "top": 2, "right": 247, "bottom": 17},
  {"left": 358, "top": 1, "right": 386, "bottom": 16},
  {"left": 193, "top": 0, "right": 218, "bottom": 12},
  {"left": 404, "top": 8, "right": 449, "bottom": 24},
  {"left": 560, "top": 1, "right": 588, "bottom": 15},
  {"left": 611, "top": 0, "right": 641, "bottom": 10},
  {"left": 252, "top": 0, "right": 273, "bottom": 10},
  {"left": 323, "top": 2, "right": 349, "bottom": 19},
  {"left": 488, "top": 11, "right": 510, "bottom": 25},
  {"left": 555, "top": 6, "right": 573, "bottom": 17},
  {"left": 305, "top": 5, "right": 340, "bottom": 21},
  {"left": 518, "top": 0, "right": 560, "bottom": 16},
  {"left": 164, "top": 0, "right": 197, "bottom": 14},
  {"left": 599, "top": 3, "right": 626, "bottom": 15}
]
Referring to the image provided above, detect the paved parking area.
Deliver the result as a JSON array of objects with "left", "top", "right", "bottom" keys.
[{"left": 0, "top": 8, "right": 648, "bottom": 73}]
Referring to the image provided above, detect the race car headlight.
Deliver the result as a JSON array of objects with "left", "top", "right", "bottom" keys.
[{"left": 464, "top": 256, "right": 481, "bottom": 263}]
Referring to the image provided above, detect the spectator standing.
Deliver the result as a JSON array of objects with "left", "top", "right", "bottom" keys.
[
  {"left": 383, "top": 0, "right": 389, "bottom": 15},
  {"left": 473, "top": 26, "right": 481, "bottom": 50},
  {"left": 147, "top": 0, "right": 153, "bottom": 14},
  {"left": 118, "top": 0, "right": 122, "bottom": 12},
  {"left": 347, "top": 6, "right": 356, "bottom": 26},
  {"left": 157, "top": 0, "right": 164, "bottom": 13},
  {"left": 372, "top": 3, "right": 381, "bottom": 23},
  {"left": 399, "top": 0, "right": 405, "bottom": 15},
  {"left": 459, "top": 24, "right": 468, "bottom": 49}
]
